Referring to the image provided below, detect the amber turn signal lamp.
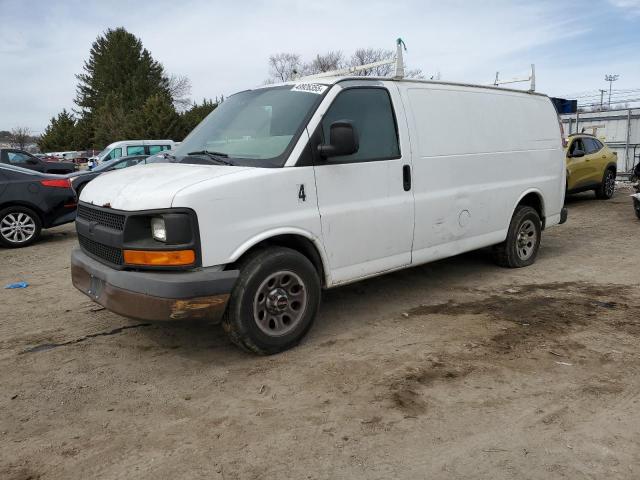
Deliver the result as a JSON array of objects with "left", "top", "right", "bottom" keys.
[{"left": 123, "top": 249, "right": 195, "bottom": 266}]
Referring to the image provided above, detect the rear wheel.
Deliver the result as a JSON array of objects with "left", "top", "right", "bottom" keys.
[
  {"left": 222, "top": 247, "right": 321, "bottom": 355},
  {"left": 634, "top": 197, "right": 640, "bottom": 220},
  {"left": 493, "top": 205, "right": 541, "bottom": 268},
  {"left": 0, "top": 206, "right": 42, "bottom": 248},
  {"left": 596, "top": 169, "right": 616, "bottom": 199}
]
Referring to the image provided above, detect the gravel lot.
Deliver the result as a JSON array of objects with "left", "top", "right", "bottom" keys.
[{"left": 1, "top": 188, "right": 639, "bottom": 480}]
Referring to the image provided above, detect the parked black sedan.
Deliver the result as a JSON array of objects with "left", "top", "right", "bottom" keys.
[
  {"left": 0, "top": 164, "right": 77, "bottom": 248},
  {"left": 0, "top": 148, "right": 76, "bottom": 174},
  {"left": 67, "top": 155, "right": 148, "bottom": 196}
]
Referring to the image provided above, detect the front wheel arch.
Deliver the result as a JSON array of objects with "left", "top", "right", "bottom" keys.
[{"left": 227, "top": 231, "right": 330, "bottom": 287}]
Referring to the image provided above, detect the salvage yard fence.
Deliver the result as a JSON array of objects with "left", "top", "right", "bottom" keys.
[{"left": 560, "top": 108, "right": 640, "bottom": 175}]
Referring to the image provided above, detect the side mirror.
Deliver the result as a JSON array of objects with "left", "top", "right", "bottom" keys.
[
  {"left": 570, "top": 149, "right": 585, "bottom": 158},
  {"left": 318, "top": 120, "right": 359, "bottom": 158}
]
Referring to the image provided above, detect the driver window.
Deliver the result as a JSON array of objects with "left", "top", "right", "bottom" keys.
[
  {"left": 569, "top": 139, "right": 584, "bottom": 156},
  {"left": 7, "top": 152, "right": 34, "bottom": 164},
  {"left": 321, "top": 88, "right": 400, "bottom": 163}
]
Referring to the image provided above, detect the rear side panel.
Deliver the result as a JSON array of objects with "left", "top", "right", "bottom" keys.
[{"left": 400, "top": 83, "right": 564, "bottom": 265}]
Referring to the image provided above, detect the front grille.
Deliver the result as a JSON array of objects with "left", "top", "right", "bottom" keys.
[
  {"left": 77, "top": 204, "right": 125, "bottom": 231},
  {"left": 78, "top": 235, "right": 123, "bottom": 265}
]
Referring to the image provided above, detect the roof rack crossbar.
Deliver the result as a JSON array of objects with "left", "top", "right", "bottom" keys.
[
  {"left": 492, "top": 64, "right": 536, "bottom": 92},
  {"left": 298, "top": 38, "right": 407, "bottom": 81}
]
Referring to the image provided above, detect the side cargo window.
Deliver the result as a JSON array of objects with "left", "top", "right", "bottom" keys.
[
  {"left": 127, "top": 146, "right": 145, "bottom": 156},
  {"left": 321, "top": 88, "right": 400, "bottom": 163},
  {"left": 586, "top": 138, "right": 602, "bottom": 153}
]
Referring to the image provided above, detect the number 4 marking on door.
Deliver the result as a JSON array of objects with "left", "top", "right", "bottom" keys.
[{"left": 298, "top": 184, "right": 306, "bottom": 202}]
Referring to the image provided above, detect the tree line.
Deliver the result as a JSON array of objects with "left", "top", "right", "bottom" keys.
[
  {"left": 38, "top": 28, "right": 220, "bottom": 153},
  {"left": 33, "top": 29, "right": 431, "bottom": 153}
]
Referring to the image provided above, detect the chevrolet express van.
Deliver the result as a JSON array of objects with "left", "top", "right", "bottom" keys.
[{"left": 71, "top": 77, "right": 567, "bottom": 354}]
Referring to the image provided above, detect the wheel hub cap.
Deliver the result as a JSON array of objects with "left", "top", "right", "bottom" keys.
[
  {"left": 1, "top": 212, "right": 36, "bottom": 244},
  {"left": 253, "top": 270, "right": 307, "bottom": 336},
  {"left": 516, "top": 220, "right": 537, "bottom": 260},
  {"left": 266, "top": 288, "right": 290, "bottom": 313}
]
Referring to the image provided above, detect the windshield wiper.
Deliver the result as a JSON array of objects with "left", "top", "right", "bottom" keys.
[{"left": 186, "top": 150, "right": 234, "bottom": 166}]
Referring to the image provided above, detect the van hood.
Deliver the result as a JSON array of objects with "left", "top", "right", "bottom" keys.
[{"left": 79, "top": 163, "right": 251, "bottom": 210}]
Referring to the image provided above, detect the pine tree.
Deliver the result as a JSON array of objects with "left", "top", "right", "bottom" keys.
[
  {"left": 91, "top": 93, "right": 130, "bottom": 148},
  {"left": 129, "top": 93, "right": 181, "bottom": 139},
  {"left": 75, "top": 28, "right": 169, "bottom": 114},
  {"left": 178, "top": 98, "right": 220, "bottom": 138},
  {"left": 74, "top": 27, "right": 172, "bottom": 147},
  {"left": 38, "top": 110, "right": 77, "bottom": 151}
]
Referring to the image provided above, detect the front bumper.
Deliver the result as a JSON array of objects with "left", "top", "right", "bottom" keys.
[{"left": 71, "top": 248, "right": 238, "bottom": 322}]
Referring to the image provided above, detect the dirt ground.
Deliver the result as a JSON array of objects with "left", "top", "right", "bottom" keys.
[{"left": 1, "top": 188, "right": 639, "bottom": 480}]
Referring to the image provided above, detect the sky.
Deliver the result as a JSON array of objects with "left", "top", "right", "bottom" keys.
[{"left": 1, "top": 0, "right": 639, "bottom": 133}]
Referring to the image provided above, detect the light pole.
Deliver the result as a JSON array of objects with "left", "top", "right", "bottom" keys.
[
  {"left": 599, "top": 89, "right": 606, "bottom": 110},
  {"left": 604, "top": 74, "right": 619, "bottom": 108}
]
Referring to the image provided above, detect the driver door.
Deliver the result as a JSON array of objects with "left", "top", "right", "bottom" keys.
[
  {"left": 311, "top": 85, "right": 414, "bottom": 285},
  {"left": 566, "top": 138, "right": 589, "bottom": 189}
]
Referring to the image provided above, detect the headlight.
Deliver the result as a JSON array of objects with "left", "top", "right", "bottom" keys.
[{"left": 151, "top": 217, "right": 167, "bottom": 242}]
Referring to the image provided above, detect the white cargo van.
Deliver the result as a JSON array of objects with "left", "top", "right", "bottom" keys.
[
  {"left": 71, "top": 76, "right": 567, "bottom": 354},
  {"left": 91, "top": 140, "right": 175, "bottom": 163}
]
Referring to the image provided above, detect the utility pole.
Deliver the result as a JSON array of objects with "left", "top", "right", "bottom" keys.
[
  {"left": 599, "top": 89, "right": 606, "bottom": 110},
  {"left": 604, "top": 74, "right": 619, "bottom": 108}
]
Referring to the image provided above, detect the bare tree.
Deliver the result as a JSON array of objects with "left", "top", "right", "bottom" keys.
[
  {"left": 406, "top": 68, "right": 425, "bottom": 79},
  {"left": 268, "top": 53, "right": 303, "bottom": 83},
  {"left": 265, "top": 47, "right": 428, "bottom": 82},
  {"left": 304, "top": 51, "right": 345, "bottom": 75},
  {"left": 11, "top": 126, "right": 32, "bottom": 150},
  {"left": 349, "top": 48, "right": 394, "bottom": 76},
  {"left": 168, "top": 74, "right": 192, "bottom": 112}
]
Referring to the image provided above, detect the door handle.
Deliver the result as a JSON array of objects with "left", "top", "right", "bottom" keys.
[{"left": 402, "top": 165, "right": 411, "bottom": 191}]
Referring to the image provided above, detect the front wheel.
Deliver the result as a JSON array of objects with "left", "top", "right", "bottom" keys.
[
  {"left": 633, "top": 197, "right": 640, "bottom": 220},
  {"left": 596, "top": 169, "right": 616, "bottom": 199},
  {"left": 493, "top": 205, "right": 541, "bottom": 268},
  {"left": 222, "top": 247, "right": 321, "bottom": 355},
  {"left": 0, "top": 206, "right": 42, "bottom": 248}
]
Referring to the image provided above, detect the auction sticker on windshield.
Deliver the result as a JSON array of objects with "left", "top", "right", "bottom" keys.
[{"left": 291, "top": 83, "right": 328, "bottom": 94}]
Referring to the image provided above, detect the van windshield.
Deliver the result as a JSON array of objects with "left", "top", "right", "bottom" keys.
[
  {"left": 96, "top": 148, "right": 109, "bottom": 160},
  {"left": 174, "top": 85, "right": 326, "bottom": 167}
]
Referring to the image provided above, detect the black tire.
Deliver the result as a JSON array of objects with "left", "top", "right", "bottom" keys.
[
  {"left": 0, "top": 206, "right": 42, "bottom": 248},
  {"left": 595, "top": 168, "right": 616, "bottom": 199},
  {"left": 634, "top": 197, "right": 640, "bottom": 220},
  {"left": 222, "top": 246, "right": 321, "bottom": 355},
  {"left": 493, "top": 205, "right": 541, "bottom": 268}
]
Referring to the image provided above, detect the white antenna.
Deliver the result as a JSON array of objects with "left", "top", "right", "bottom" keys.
[
  {"left": 492, "top": 64, "right": 536, "bottom": 92},
  {"left": 299, "top": 38, "right": 406, "bottom": 80}
]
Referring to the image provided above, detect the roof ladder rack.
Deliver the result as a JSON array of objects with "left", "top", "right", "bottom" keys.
[
  {"left": 492, "top": 64, "right": 536, "bottom": 92},
  {"left": 299, "top": 38, "right": 407, "bottom": 81}
]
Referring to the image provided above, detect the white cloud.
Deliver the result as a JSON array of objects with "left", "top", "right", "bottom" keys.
[{"left": 608, "top": 0, "right": 640, "bottom": 14}]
